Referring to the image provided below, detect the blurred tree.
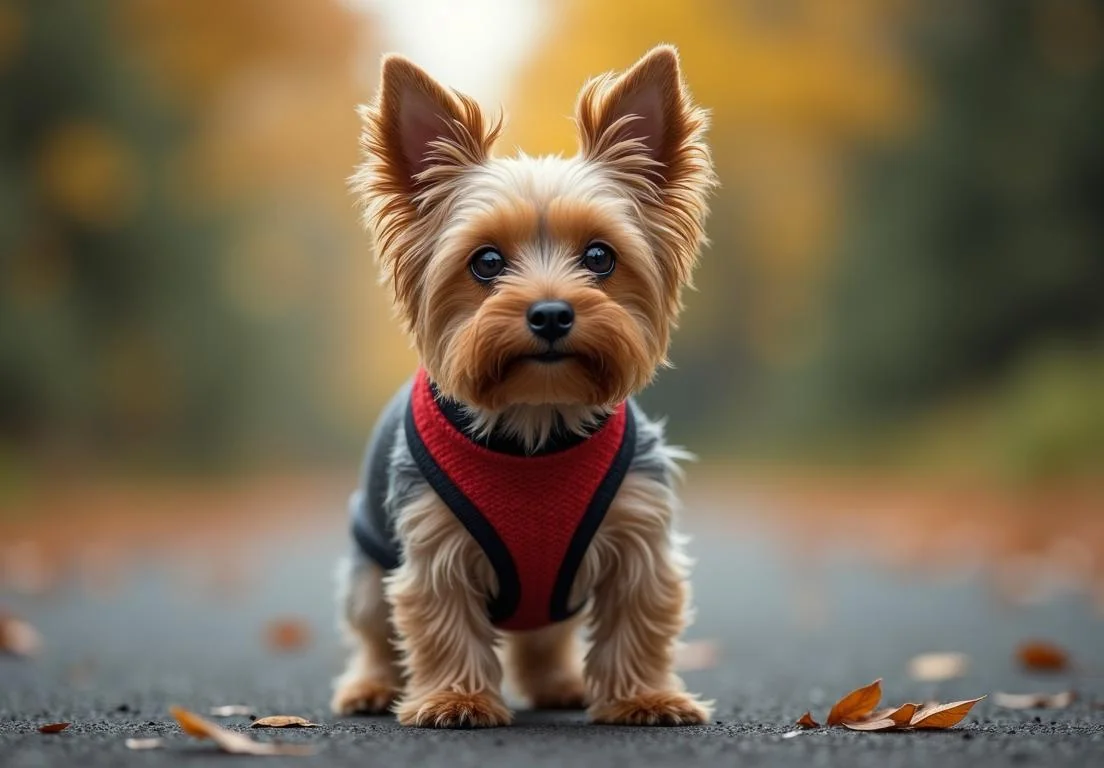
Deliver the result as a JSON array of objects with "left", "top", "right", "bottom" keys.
[
  {"left": 120, "top": 0, "right": 400, "bottom": 457},
  {"left": 798, "top": 0, "right": 1104, "bottom": 444},
  {"left": 0, "top": 0, "right": 377, "bottom": 472},
  {"left": 0, "top": 0, "right": 241, "bottom": 466}
]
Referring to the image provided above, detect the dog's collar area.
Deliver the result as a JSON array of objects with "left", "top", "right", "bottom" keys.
[{"left": 428, "top": 380, "right": 608, "bottom": 457}]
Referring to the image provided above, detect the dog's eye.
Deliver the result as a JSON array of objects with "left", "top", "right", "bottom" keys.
[
  {"left": 470, "top": 247, "right": 506, "bottom": 282},
  {"left": 582, "top": 242, "right": 616, "bottom": 277}
]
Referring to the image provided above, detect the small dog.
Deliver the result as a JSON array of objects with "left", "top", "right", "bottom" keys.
[{"left": 333, "top": 44, "right": 716, "bottom": 728}]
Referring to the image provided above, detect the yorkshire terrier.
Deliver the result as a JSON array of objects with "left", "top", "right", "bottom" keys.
[{"left": 332, "top": 44, "right": 716, "bottom": 728}]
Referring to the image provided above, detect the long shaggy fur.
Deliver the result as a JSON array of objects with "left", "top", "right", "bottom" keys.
[{"left": 334, "top": 45, "right": 716, "bottom": 727}]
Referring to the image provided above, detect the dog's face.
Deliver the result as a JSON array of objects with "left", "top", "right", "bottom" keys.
[{"left": 355, "top": 46, "right": 714, "bottom": 411}]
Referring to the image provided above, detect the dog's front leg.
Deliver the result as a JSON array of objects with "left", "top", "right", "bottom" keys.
[
  {"left": 584, "top": 473, "right": 713, "bottom": 726},
  {"left": 387, "top": 490, "right": 511, "bottom": 728}
]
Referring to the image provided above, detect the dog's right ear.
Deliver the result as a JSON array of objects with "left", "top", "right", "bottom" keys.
[{"left": 359, "top": 55, "right": 496, "bottom": 197}]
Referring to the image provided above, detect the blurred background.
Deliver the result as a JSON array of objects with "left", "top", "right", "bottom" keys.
[
  {"left": 0, "top": 0, "right": 1102, "bottom": 598},
  {"left": 1, "top": 5, "right": 1103, "bottom": 750}
]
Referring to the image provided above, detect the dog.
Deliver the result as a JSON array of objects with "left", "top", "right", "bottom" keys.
[{"left": 332, "top": 44, "right": 716, "bottom": 728}]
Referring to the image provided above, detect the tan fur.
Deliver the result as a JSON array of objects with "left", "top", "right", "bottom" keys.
[
  {"left": 386, "top": 490, "right": 508, "bottom": 727},
  {"left": 336, "top": 45, "right": 715, "bottom": 727},
  {"left": 581, "top": 473, "right": 712, "bottom": 723}
]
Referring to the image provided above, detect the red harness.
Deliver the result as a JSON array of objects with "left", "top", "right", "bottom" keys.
[{"left": 406, "top": 368, "right": 635, "bottom": 631}]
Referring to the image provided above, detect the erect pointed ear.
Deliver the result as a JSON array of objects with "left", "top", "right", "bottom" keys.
[
  {"left": 575, "top": 45, "right": 707, "bottom": 185},
  {"left": 360, "top": 54, "right": 496, "bottom": 195},
  {"left": 576, "top": 46, "right": 715, "bottom": 311}
]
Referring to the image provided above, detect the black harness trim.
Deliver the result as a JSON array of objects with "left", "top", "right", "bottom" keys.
[
  {"left": 364, "top": 380, "right": 638, "bottom": 628},
  {"left": 547, "top": 404, "right": 636, "bottom": 622},
  {"left": 404, "top": 400, "right": 520, "bottom": 624}
]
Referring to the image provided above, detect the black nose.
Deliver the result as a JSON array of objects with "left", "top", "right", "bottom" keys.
[{"left": 527, "top": 300, "right": 574, "bottom": 343}]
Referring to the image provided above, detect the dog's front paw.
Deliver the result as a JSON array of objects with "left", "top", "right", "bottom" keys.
[
  {"left": 331, "top": 677, "right": 399, "bottom": 716},
  {"left": 397, "top": 690, "right": 512, "bottom": 728},
  {"left": 590, "top": 691, "right": 712, "bottom": 726},
  {"left": 527, "top": 674, "right": 588, "bottom": 710}
]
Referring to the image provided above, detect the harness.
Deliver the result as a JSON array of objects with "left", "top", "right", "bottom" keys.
[{"left": 352, "top": 368, "right": 636, "bottom": 631}]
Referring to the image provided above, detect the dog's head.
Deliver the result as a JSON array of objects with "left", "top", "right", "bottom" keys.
[{"left": 354, "top": 45, "right": 714, "bottom": 414}]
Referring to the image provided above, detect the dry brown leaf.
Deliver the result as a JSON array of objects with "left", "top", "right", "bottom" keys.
[
  {"left": 170, "top": 706, "right": 313, "bottom": 756},
  {"left": 674, "top": 640, "right": 720, "bottom": 672},
  {"left": 869, "top": 703, "right": 920, "bottom": 727},
  {"left": 842, "top": 702, "right": 919, "bottom": 732},
  {"left": 1017, "top": 641, "right": 1069, "bottom": 672},
  {"left": 907, "top": 652, "right": 969, "bottom": 682},
  {"left": 251, "top": 716, "right": 320, "bottom": 729},
  {"left": 38, "top": 723, "right": 70, "bottom": 734},
  {"left": 826, "top": 679, "right": 882, "bottom": 726},
  {"left": 0, "top": 614, "right": 42, "bottom": 657},
  {"left": 842, "top": 717, "right": 897, "bottom": 731},
  {"left": 992, "top": 691, "right": 1076, "bottom": 710},
  {"left": 264, "top": 618, "right": 312, "bottom": 653},
  {"left": 125, "top": 738, "right": 165, "bottom": 750},
  {"left": 209, "top": 705, "right": 255, "bottom": 717},
  {"left": 796, "top": 712, "right": 820, "bottom": 729},
  {"left": 910, "top": 696, "right": 986, "bottom": 729},
  {"left": 173, "top": 707, "right": 214, "bottom": 738}
]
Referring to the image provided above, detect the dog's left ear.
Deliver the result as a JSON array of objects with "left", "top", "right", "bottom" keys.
[
  {"left": 576, "top": 45, "right": 714, "bottom": 302},
  {"left": 575, "top": 45, "right": 709, "bottom": 189},
  {"left": 359, "top": 55, "right": 498, "bottom": 202}
]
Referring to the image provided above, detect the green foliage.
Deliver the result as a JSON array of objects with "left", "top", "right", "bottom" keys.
[
  {"left": 781, "top": 0, "right": 1104, "bottom": 477},
  {"left": 0, "top": 1, "right": 262, "bottom": 466},
  {"left": 981, "top": 344, "right": 1104, "bottom": 481}
]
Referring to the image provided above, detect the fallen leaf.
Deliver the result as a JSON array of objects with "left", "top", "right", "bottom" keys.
[
  {"left": 826, "top": 679, "right": 882, "bottom": 726},
  {"left": 38, "top": 723, "right": 70, "bottom": 734},
  {"left": 992, "top": 691, "right": 1076, "bottom": 710},
  {"left": 264, "top": 618, "right": 312, "bottom": 653},
  {"left": 209, "top": 705, "right": 255, "bottom": 717},
  {"left": 674, "top": 639, "right": 720, "bottom": 672},
  {"left": 173, "top": 707, "right": 214, "bottom": 738},
  {"left": 1016, "top": 641, "right": 1068, "bottom": 672},
  {"left": 910, "top": 696, "right": 986, "bottom": 729},
  {"left": 0, "top": 614, "right": 42, "bottom": 657},
  {"left": 907, "top": 652, "right": 969, "bottom": 682},
  {"left": 796, "top": 712, "right": 820, "bottom": 729},
  {"left": 170, "top": 707, "right": 313, "bottom": 756},
  {"left": 125, "top": 738, "right": 165, "bottom": 750},
  {"left": 781, "top": 730, "right": 804, "bottom": 739},
  {"left": 842, "top": 716, "right": 897, "bottom": 731},
  {"left": 842, "top": 702, "right": 920, "bottom": 732},
  {"left": 251, "top": 716, "right": 320, "bottom": 729},
  {"left": 868, "top": 703, "right": 920, "bottom": 727}
]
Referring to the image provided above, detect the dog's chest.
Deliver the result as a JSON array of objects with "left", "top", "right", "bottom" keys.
[{"left": 406, "top": 368, "right": 636, "bottom": 631}]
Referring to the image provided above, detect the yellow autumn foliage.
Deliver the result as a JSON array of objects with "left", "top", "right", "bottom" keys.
[{"left": 505, "top": 0, "right": 920, "bottom": 362}]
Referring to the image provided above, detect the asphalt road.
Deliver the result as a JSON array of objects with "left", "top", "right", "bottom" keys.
[{"left": 2, "top": 502, "right": 1103, "bottom": 767}]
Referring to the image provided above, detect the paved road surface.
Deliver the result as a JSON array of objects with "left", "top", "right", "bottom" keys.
[{"left": 2, "top": 502, "right": 1103, "bottom": 767}]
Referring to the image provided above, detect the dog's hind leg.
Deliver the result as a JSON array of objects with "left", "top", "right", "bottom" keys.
[{"left": 332, "top": 557, "right": 401, "bottom": 715}]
